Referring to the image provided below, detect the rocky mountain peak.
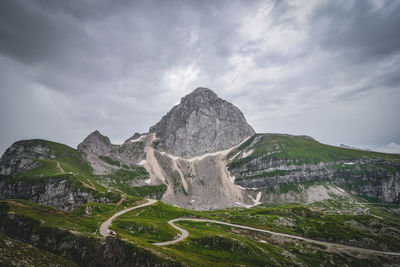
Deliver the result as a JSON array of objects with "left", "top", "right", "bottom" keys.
[
  {"left": 149, "top": 87, "right": 255, "bottom": 158},
  {"left": 182, "top": 87, "right": 218, "bottom": 102},
  {"left": 77, "top": 130, "right": 112, "bottom": 155}
]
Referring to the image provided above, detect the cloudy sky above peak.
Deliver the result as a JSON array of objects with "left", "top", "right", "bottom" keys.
[{"left": 1, "top": 0, "right": 400, "bottom": 154}]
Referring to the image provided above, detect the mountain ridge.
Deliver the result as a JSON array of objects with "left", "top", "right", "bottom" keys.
[
  {"left": 2, "top": 87, "right": 400, "bottom": 211},
  {"left": 1, "top": 87, "right": 400, "bottom": 266}
]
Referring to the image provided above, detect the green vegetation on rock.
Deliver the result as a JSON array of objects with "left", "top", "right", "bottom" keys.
[
  {"left": 229, "top": 134, "right": 400, "bottom": 169},
  {"left": 0, "top": 234, "right": 78, "bottom": 267},
  {"left": 99, "top": 155, "right": 121, "bottom": 166}
]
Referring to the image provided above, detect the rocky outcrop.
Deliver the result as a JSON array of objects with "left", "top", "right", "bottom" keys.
[
  {"left": 225, "top": 133, "right": 400, "bottom": 204},
  {"left": 229, "top": 156, "right": 400, "bottom": 203},
  {"left": 78, "top": 130, "right": 112, "bottom": 155},
  {"left": 78, "top": 130, "right": 146, "bottom": 175},
  {"left": 152, "top": 150, "right": 252, "bottom": 210},
  {"left": 247, "top": 184, "right": 350, "bottom": 206},
  {"left": 0, "top": 140, "right": 54, "bottom": 176},
  {"left": 149, "top": 87, "right": 255, "bottom": 158},
  {"left": 0, "top": 139, "right": 114, "bottom": 211},
  {"left": 93, "top": 236, "right": 179, "bottom": 267},
  {"left": 0, "top": 179, "right": 112, "bottom": 211}
]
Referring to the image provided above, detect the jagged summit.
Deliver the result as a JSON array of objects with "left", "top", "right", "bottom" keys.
[
  {"left": 77, "top": 130, "right": 112, "bottom": 155},
  {"left": 149, "top": 87, "right": 255, "bottom": 158},
  {"left": 184, "top": 87, "right": 219, "bottom": 101}
]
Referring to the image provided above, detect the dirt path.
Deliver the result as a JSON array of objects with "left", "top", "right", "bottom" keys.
[
  {"left": 99, "top": 199, "right": 157, "bottom": 237},
  {"left": 117, "top": 194, "right": 126, "bottom": 205},
  {"left": 76, "top": 177, "right": 96, "bottom": 190},
  {"left": 86, "top": 179, "right": 96, "bottom": 189},
  {"left": 55, "top": 161, "right": 94, "bottom": 189},
  {"left": 153, "top": 218, "right": 400, "bottom": 256},
  {"left": 56, "top": 161, "right": 64, "bottom": 173}
]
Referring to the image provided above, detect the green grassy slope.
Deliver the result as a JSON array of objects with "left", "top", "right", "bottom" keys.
[
  {"left": 0, "top": 197, "right": 145, "bottom": 237},
  {"left": 228, "top": 134, "right": 400, "bottom": 202},
  {"left": 1, "top": 138, "right": 168, "bottom": 205},
  {"left": 0, "top": 233, "right": 78, "bottom": 267},
  {"left": 14, "top": 139, "right": 166, "bottom": 198},
  {"left": 2, "top": 140, "right": 98, "bottom": 188},
  {"left": 1, "top": 197, "right": 400, "bottom": 266},
  {"left": 229, "top": 134, "right": 400, "bottom": 168},
  {"left": 0, "top": 198, "right": 178, "bottom": 266},
  {"left": 93, "top": 166, "right": 167, "bottom": 199},
  {"left": 1, "top": 136, "right": 400, "bottom": 265},
  {"left": 112, "top": 201, "right": 400, "bottom": 266},
  {"left": 14, "top": 139, "right": 93, "bottom": 176}
]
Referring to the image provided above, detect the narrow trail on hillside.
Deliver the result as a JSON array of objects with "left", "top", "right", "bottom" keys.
[
  {"left": 56, "top": 160, "right": 93, "bottom": 190},
  {"left": 77, "top": 178, "right": 96, "bottom": 190},
  {"left": 153, "top": 218, "right": 400, "bottom": 256},
  {"left": 99, "top": 199, "right": 157, "bottom": 237},
  {"left": 56, "top": 161, "right": 64, "bottom": 173},
  {"left": 100, "top": 200, "right": 400, "bottom": 256}
]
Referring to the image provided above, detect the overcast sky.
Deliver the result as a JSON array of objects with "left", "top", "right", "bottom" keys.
[{"left": 1, "top": 0, "right": 400, "bottom": 155}]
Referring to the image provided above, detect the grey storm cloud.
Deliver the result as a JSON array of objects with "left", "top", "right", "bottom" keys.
[
  {"left": 311, "top": 0, "right": 400, "bottom": 62},
  {"left": 0, "top": 0, "right": 399, "bottom": 155}
]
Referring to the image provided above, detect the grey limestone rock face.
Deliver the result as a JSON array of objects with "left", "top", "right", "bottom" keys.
[
  {"left": 227, "top": 134, "right": 400, "bottom": 203},
  {"left": 149, "top": 87, "right": 255, "bottom": 158},
  {"left": 232, "top": 158, "right": 400, "bottom": 203},
  {"left": 123, "top": 132, "right": 143, "bottom": 144},
  {"left": 0, "top": 179, "right": 112, "bottom": 211},
  {"left": 77, "top": 130, "right": 146, "bottom": 175},
  {"left": 77, "top": 130, "right": 112, "bottom": 155},
  {"left": 0, "top": 140, "right": 54, "bottom": 176},
  {"left": 151, "top": 150, "right": 251, "bottom": 210}
]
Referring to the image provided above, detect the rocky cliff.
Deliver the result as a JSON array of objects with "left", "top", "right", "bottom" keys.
[
  {"left": 0, "top": 139, "right": 115, "bottom": 211},
  {"left": 227, "top": 134, "right": 400, "bottom": 204},
  {"left": 78, "top": 130, "right": 113, "bottom": 155},
  {"left": 149, "top": 87, "right": 255, "bottom": 158},
  {"left": 78, "top": 130, "right": 146, "bottom": 175},
  {"left": 0, "top": 139, "right": 54, "bottom": 176},
  {"left": 0, "top": 179, "right": 111, "bottom": 211},
  {"left": 152, "top": 149, "right": 253, "bottom": 210}
]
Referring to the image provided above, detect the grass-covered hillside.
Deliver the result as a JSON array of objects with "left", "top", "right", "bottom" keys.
[
  {"left": 0, "top": 139, "right": 167, "bottom": 206},
  {"left": 1, "top": 139, "right": 97, "bottom": 185},
  {"left": 0, "top": 139, "right": 123, "bottom": 207},
  {"left": 228, "top": 134, "right": 400, "bottom": 203},
  {"left": 1, "top": 197, "right": 400, "bottom": 266},
  {"left": 93, "top": 166, "right": 167, "bottom": 199},
  {"left": 229, "top": 134, "right": 400, "bottom": 168},
  {"left": 1, "top": 136, "right": 400, "bottom": 265},
  {"left": 0, "top": 198, "right": 179, "bottom": 266},
  {"left": 0, "top": 233, "right": 78, "bottom": 267}
]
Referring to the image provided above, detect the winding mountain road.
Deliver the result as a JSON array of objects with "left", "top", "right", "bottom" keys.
[
  {"left": 153, "top": 218, "right": 400, "bottom": 256},
  {"left": 101, "top": 200, "right": 400, "bottom": 256},
  {"left": 99, "top": 199, "right": 157, "bottom": 237}
]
